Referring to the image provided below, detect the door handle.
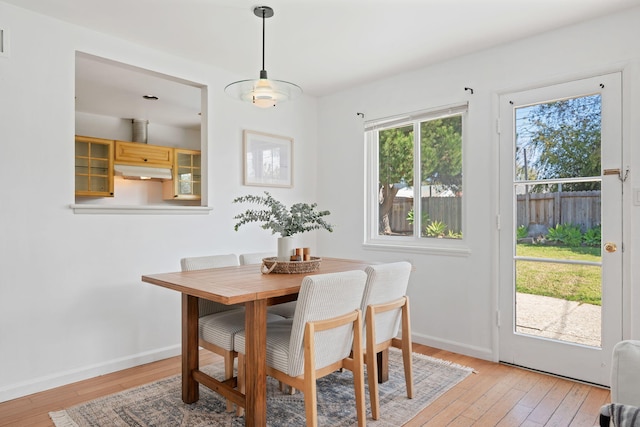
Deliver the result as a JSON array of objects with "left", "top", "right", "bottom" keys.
[{"left": 604, "top": 242, "right": 617, "bottom": 253}]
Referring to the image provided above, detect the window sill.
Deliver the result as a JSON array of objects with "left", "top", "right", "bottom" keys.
[
  {"left": 70, "top": 204, "right": 213, "bottom": 215},
  {"left": 363, "top": 241, "right": 471, "bottom": 257}
]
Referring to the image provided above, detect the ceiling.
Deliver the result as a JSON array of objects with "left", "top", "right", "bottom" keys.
[{"left": 6, "top": 0, "right": 640, "bottom": 129}]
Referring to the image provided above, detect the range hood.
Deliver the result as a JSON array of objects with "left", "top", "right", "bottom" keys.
[{"left": 114, "top": 164, "right": 172, "bottom": 180}]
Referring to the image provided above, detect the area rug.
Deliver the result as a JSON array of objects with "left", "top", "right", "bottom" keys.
[{"left": 50, "top": 348, "right": 473, "bottom": 426}]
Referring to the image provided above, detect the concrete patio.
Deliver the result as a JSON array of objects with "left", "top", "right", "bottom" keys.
[{"left": 516, "top": 292, "right": 602, "bottom": 347}]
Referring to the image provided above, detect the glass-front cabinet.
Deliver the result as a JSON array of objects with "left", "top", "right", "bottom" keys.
[
  {"left": 163, "top": 149, "right": 201, "bottom": 200},
  {"left": 75, "top": 135, "right": 114, "bottom": 197}
]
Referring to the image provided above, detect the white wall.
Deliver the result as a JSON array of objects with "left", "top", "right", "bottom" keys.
[
  {"left": 0, "top": 2, "right": 318, "bottom": 401},
  {"left": 316, "top": 8, "right": 640, "bottom": 359}
]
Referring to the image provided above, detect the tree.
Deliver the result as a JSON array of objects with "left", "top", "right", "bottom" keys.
[
  {"left": 377, "top": 116, "right": 463, "bottom": 235},
  {"left": 421, "top": 117, "right": 463, "bottom": 192},
  {"left": 378, "top": 125, "right": 413, "bottom": 234},
  {"left": 516, "top": 95, "right": 601, "bottom": 191}
]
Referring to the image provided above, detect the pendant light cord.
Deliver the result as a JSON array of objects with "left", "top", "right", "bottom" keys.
[{"left": 261, "top": 8, "right": 266, "bottom": 74}]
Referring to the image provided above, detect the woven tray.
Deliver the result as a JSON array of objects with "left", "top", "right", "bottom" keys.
[{"left": 261, "top": 256, "right": 322, "bottom": 274}]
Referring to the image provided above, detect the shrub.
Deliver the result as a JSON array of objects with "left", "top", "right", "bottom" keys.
[
  {"left": 447, "top": 229, "right": 463, "bottom": 239},
  {"left": 426, "top": 220, "right": 447, "bottom": 237},
  {"left": 517, "top": 225, "right": 528, "bottom": 240},
  {"left": 582, "top": 225, "right": 601, "bottom": 247},
  {"left": 407, "top": 209, "right": 430, "bottom": 236},
  {"left": 546, "top": 223, "right": 583, "bottom": 247}
]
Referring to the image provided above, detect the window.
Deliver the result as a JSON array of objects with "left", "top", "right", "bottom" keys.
[{"left": 365, "top": 103, "right": 466, "bottom": 248}]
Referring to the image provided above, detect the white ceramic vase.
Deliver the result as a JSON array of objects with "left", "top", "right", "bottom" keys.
[{"left": 277, "top": 236, "right": 294, "bottom": 261}]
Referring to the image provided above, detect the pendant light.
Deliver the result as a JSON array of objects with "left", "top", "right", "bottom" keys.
[{"left": 224, "top": 6, "right": 302, "bottom": 108}]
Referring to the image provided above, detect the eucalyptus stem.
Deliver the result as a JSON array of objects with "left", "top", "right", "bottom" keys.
[{"left": 233, "top": 192, "right": 333, "bottom": 237}]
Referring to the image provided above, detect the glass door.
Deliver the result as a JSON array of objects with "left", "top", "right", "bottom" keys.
[{"left": 498, "top": 73, "right": 623, "bottom": 386}]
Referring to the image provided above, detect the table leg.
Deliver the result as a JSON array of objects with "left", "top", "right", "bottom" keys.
[
  {"left": 182, "top": 294, "right": 199, "bottom": 403},
  {"left": 244, "top": 299, "right": 267, "bottom": 427},
  {"left": 377, "top": 349, "right": 389, "bottom": 383}
]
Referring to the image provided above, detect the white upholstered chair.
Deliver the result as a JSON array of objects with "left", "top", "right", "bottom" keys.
[
  {"left": 180, "top": 254, "right": 286, "bottom": 412},
  {"left": 238, "top": 252, "right": 273, "bottom": 265},
  {"left": 235, "top": 270, "right": 368, "bottom": 427},
  {"left": 239, "top": 252, "right": 297, "bottom": 319},
  {"left": 181, "top": 254, "right": 243, "bottom": 317},
  {"left": 610, "top": 340, "right": 640, "bottom": 405},
  {"left": 600, "top": 340, "right": 640, "bottom": 426},
  {"left": 361, "top": 261, "right": 413, "bottom": 420}
]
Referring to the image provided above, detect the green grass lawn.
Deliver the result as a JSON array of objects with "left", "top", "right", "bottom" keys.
[{"left": 516, "top": 243, "right": 602, "bottom": 306}]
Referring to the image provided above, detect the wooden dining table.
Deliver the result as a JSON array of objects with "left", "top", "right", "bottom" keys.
[{"left": 141, "top": 257, "right": 375, "bottom": 427}]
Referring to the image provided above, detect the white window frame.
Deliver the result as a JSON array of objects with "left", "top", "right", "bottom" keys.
[{"left": 363, "top": 103, "right": 470, "bottom": 256}]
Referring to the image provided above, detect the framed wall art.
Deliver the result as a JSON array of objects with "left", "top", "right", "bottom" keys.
[{"left": 243, "top": 130, "right": 293, "bottom": 188}]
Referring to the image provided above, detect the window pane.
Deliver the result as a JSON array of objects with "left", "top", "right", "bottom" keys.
[
  {"left": 90, "top": 143, "right": 109, "bottom": 159},
  {"left": 515, "top": 259, "right": 601, "bottom": 347},
  {"left": 75, "top": 176, "right": 88, "bottom": 192},
  {"left": 378, "top": 125, "right": 413, "bottom": 236},
  {"left": 179, "top": 180, "right": 193, "bottom": 195},
  {"left": 419, "top": 116, "right": 463, "bottom": 239},
  {"left": 75, "top": 157, "right": 88, "bottom": 175},
  {"left": 89, "top": 158, "right": 109, "bottom": 176},
  {"left": 89, "top": 176, "right": 109, "bottom": 192},
  {"left": 515, "top": 180, "right": 601, "bottom": 247},
  {"left": 177, "top": 152, "right": 192, "bottom": 167},
  {"left": 515, "top": 95, "right": 601, "bottom": 182},
  {"left": 75, "top": 141, "right": 88, "bottom": 157}
]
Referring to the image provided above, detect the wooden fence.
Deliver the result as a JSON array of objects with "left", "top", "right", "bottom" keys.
[
  {"left": 516, "top": 190, "right": 601, "bottom": 231},
  {"left": 390, "top": 197, "right": 462, "bottom": 234},
  {"left": 388, "top": 190, "right": 600, "bottom": 235}
]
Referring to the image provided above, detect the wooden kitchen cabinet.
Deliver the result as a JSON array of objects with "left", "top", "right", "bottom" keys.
[
  {"left": 114, "top": 140, "right": 173, "bottom": 167},
  {"left": 163, "top": 149, "right": 201, "bottom": 200},
  {"left": 75, "top": 135, "right": 114, "bottom": 197}
]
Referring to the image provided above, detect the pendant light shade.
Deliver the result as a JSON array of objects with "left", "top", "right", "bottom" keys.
[{"left": 225, "top": 6, "right": 302, "bottom": 108}]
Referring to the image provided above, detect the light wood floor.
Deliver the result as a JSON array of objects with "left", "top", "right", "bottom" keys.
[{"left": 0, "top": 343, "right": 610, "bottom": 426}]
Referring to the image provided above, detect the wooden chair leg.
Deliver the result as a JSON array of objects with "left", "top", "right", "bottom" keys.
[
  {"left": 366, "top": 305, "right": 381, "bottom": 420},
  {"left": 303, "top": 321, "right": 319, "bottom": 427},
  {"left": 303, "top": 374, "right": 318, "bottom": 426},
  {"left": 367, "top": 348, "right": 381, "bottom": 420},
  {"left": 278, "top": 381, "right": 296, "bottom": 394},
  {"left": 402, "top": 300, "right": 414, "bottom": 399},
  {"left": 352, "top": 345, "right": 367, "bottom": 426},
  {"left": 223, "top": 351, "right": 235, "bottom": 412},
  {"left": 401, "top": 338, "right": 413, "bottom": 398},
  {"left": 377, "top": 349, "right": 389, "bottom": 383},
  {"left": 236, "top": 353, "right": 245, "bottom": 417}
]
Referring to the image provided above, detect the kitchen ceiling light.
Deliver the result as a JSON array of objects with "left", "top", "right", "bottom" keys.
[{"left": 224, "top": 6, "right": 302, "bottom": 108}]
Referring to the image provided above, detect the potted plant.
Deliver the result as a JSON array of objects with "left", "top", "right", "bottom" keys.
[{"left": 233, "top": 192, "right": 333, "bottom": 260}]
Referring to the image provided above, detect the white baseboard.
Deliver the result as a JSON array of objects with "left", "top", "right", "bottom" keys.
[
  {"left": 411, "top": 331, "right": 496, "bottom": 362},
  {"left": 0, "top": 345, "right": 181, "bottom": 403}
]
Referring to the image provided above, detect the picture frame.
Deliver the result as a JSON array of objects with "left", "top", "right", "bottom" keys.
[{"left": 243, "top": 130, "right": 293, "bottom": 188}]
